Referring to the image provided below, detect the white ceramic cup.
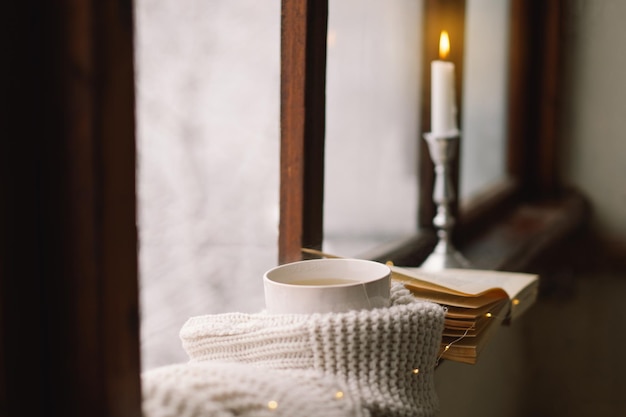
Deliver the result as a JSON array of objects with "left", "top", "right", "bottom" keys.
[{"left": 263, "top": 258, "right": 391, "bottom": 314}]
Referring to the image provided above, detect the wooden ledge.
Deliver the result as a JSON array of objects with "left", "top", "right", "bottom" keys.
[
  {"left": 461, "top": 190, "right": 590, "bottom": 271},
  {"left": 362, "top": 189, "right": 590, "bottom": 273}
]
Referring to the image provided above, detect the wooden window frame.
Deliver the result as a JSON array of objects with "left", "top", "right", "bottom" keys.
[{"left": 0, "top": 1, "right": 587, "bottom": 416}]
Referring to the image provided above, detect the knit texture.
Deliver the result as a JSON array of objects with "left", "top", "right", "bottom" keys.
[
  {"left": 142, "top": 361, "right": 367, "bottom": 417},
  {"left": 180, "top": 284, "right": 445, "bottom": 417}
]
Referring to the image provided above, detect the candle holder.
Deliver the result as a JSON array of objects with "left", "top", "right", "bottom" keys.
[{"left": 421, "top": 130, "right": 471, "bottom": 271}]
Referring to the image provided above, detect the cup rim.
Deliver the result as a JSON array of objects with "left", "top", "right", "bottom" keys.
[{"left": 264, "top": 258, "right": 390, "bottom": 288}]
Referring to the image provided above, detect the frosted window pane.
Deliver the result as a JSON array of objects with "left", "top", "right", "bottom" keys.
[
  {"left": 460, "top": 0, "right": 511, "bottom": 198},
  {"left": 136, "top": 0, "right": 280, "bottom": 370},
  {"left": 324, "top": 0, "right": 423, "bottom": 257}
]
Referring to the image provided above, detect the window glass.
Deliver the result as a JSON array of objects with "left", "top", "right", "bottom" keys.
[
  {"left": 324, "top": 0, "right": 423, "bottom": 257},
  {"left": 460, "top": 0, "right": 511, "bottom": 198},
  {"left": 135, "top": 0, "right": 280, "bottom": 369}
]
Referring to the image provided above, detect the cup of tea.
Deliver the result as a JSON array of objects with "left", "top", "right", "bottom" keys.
[{"left": 263, "top": 258, "right": 391, "bottom": 314}]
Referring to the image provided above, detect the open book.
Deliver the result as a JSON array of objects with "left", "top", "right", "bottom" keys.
[
  {"left": 390, "top": 266, "right": 539, "bottom": 364},
  {"left": 300, "top": 248, "right": 539, "bottom": 365}
]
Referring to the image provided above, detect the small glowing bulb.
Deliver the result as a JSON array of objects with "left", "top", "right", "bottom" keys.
[
  {"left": 444, "top": 345, "right": 450, "bottom": 351},
  {"left": 512, "top": 298, "right": 520, "bottom": 306},
  {"left": 335, "top": 391, "right": 344, "bottom": 399},
  {"left": 268, "top": 400, "right": 279, "bottom": 410},
  {"left": 412, "top": 368, "right": 420, "bottom": 375},
  {"left": 485, "top": 312, "right": 493, "bottom": 318}
]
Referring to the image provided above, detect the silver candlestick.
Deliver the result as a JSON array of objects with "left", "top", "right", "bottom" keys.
[{"left": 421, "top": 130, "right": 471, "bottom": 271}]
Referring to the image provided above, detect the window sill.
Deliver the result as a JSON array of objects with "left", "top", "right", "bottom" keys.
[{"left": 362, "top": 187, "right": 590, "bottom": 273}]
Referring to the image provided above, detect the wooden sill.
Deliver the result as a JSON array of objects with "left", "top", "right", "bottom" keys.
[{"left": 361, "top": 187, "right": 590, "bottom": 273}]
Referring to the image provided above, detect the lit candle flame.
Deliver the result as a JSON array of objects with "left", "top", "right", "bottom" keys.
[{"left": 439, "top": 30, "right": 450, "bottom": 60}]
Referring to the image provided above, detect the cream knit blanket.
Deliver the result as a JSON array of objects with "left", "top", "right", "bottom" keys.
[
  {"left": 177, "top": 284, "right": 445, "bottom": 417},
  {"left": 142, "top": 361, "right": 366, "bottom": 417}
]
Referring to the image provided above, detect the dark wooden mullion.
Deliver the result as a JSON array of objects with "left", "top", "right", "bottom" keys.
[
  {"left": 418, "top": 0, "right": 466, "bottom": 234},
  {"left": 279, "top": 0, "right": 328, "bottom": 264},
  {"left": 507, "top": 0, "right": 563, "bottom": 199},
  {"left": 507, "top": 0, "right": 531, "bottom": 185},
  {"left": 535, "top": 0, "right": 563, "bottom": 196}
]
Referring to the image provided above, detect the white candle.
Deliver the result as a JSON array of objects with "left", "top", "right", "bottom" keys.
[{"left": 431, "top": 31, "right": 458, "bottom": 135}]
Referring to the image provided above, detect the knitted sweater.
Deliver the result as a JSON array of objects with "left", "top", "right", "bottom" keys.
[
  {"left": 179, "top": 284, "right": 445, "bottom": 417},
  {"left": 142, "top": 361, "right": 367, "bottom": 417}
]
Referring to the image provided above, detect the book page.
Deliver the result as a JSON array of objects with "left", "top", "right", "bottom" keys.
[
  {"left": 392, "top": 266, "right": 538, "bottom": 300},
  {"left": 403, "top": 284, "right": 507, "bottom": 309}
]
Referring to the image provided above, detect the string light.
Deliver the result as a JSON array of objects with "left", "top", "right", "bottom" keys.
[
  {"left": 334, "top": 390, "right": 344, "bottom": 399},
  {"left": 412, "top": 368, "right": 420, "bottom": 375},
  {"left": 512, "top": 298, "right": 520, "bottom": 306},
  {"left": 267, "top": 400, "right": 279, "bottom": 410},
  {"left": 437, "top": 327, "right": 472, "bottom": 364},
  {"left": 485, "top": 311, "right": 507, "bottom": 320}
]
